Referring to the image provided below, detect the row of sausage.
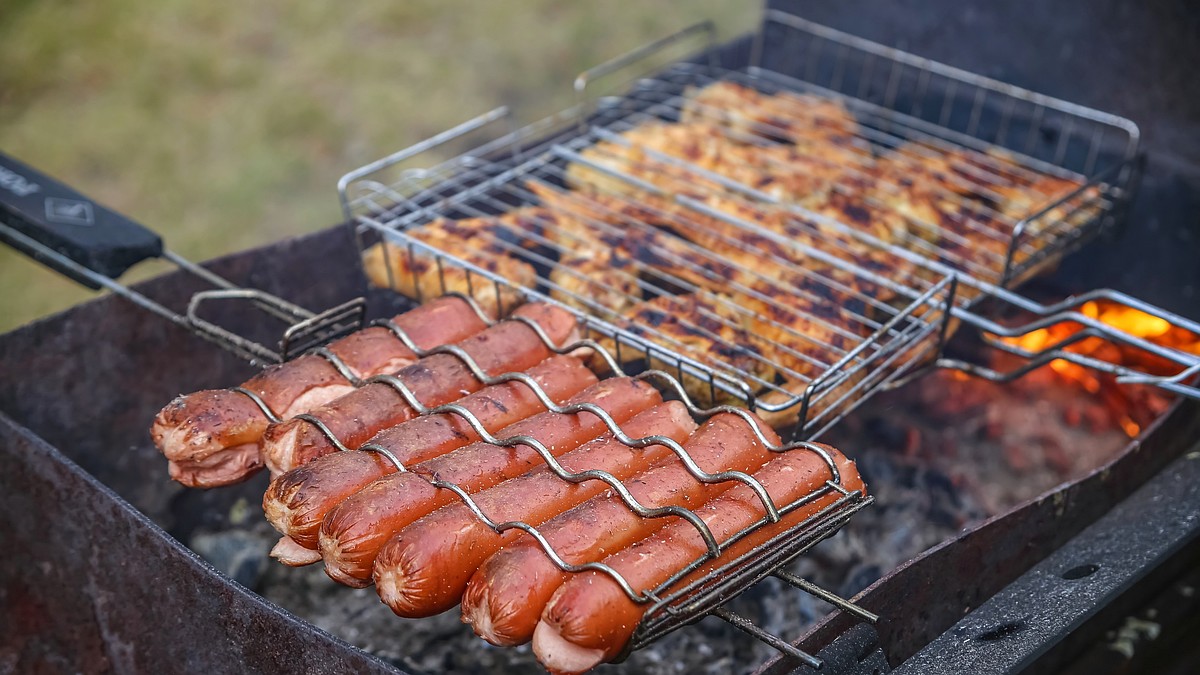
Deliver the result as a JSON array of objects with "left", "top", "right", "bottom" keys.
[{"left": 152, "top": 296, "right": 864, "bottom": 673}]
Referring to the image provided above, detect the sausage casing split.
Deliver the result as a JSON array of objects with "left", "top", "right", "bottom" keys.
[
  {"left": 262, "top": 354, "right": 597, "bottom": 550},
  {"left": 534, "top": 444, "right": 865, "bottom": 674},
  {"left": 372, "top": 401, "right": 697, "bottom": 617},
  {"left": 151, "top": 296, "right": 490, "bottom": 487},
  {"left": 260, "top": 302, "right": 579, "bottom": 476},
  {"left": 318, "top": 377, "right": 662, "bottom": 587},
  {"left": 460, "top": 413, "right": 781, "bottom": 647}
]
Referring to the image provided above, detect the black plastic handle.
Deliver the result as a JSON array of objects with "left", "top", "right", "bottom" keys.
[{"left": 0, "top": 152, "right": 163, "bottom": 289}]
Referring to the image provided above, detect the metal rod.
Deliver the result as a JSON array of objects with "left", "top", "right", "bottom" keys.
[
  {"left": 773, "top": 570, "right": 880, "bottom": 623},
  {"left": 711, "top": 606, "right": 822, "bottom": 668}
]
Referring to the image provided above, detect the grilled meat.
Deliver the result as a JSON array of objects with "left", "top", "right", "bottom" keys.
[
  {"left": 362, "top": 209, "right": 545, "bottom": 315},
  {"left": 360, "top": 80, "right": 1085, "bottom": 421}
]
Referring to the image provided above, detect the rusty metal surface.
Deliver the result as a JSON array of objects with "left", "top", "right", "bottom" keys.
[
  {"left": 784, "top": 624, "right": 889, "bottom": 675},
  {"left": 0, "top": 414, "right": 397, "bottom": 674},
  {"left": 892, "top": 450, "right": 1200, "bottom": 674},
  {"left": 754, "top": 397, "right": 1199, "bottom": 675},
  {"left": 0, "top": 225, "right": 407, "bottom": 674}
]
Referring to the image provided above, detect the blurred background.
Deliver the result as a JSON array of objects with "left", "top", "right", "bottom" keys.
[{"left": 0, "top": 1, "right": 756, "bottom": 332}]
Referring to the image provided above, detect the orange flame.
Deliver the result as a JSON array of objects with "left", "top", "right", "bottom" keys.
[{"left": 997, "top": 300, "right": 1199, "bottom": 437}]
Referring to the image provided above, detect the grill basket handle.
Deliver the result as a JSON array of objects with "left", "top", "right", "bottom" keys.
[
  {"left": 0, "top": 151, "right": 163, "bottom": 289},
  {"left": 0, "top": 151, "right": 367, "bottom": 365}
]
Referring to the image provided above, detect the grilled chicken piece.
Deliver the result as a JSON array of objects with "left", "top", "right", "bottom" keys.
[
  {"left": 362, "top": 209, "right": 545, "bottom": 315},
  {"left": 528, "top": 179, "right": 934, "bottom": 418},
  {"left": 569, "top": 121, "right": 855, "bottom": 212},
  {"left": 549, "top": 249, "right": 643, "bottom": 318},
  {"left": 566, "top": 117, "right": 917, "bottom": 257},
  {"left": 566, "top": 122, "right": 737, "bottom": 199},
  {"left": 621, "top": 292, "right": 778, "bottom": 405},
  {"left": 539, "top": 171, "right": 917, "bottom": 316},
  {"left": 681, "top": 81, "right": 862, "bottom": 157},
  {"left": 676, "top": 80, "right": 1089, "bottom": 284}
]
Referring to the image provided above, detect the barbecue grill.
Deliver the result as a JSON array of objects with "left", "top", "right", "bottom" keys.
[{"left": 2, "top": 2, "right": 1199, "bottom": 673}]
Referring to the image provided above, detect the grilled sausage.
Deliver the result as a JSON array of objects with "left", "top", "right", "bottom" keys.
[
  {"left": 260, "top": 303, "right": 579, "bottom": 476},
  {"left": 151, "top": 296, "right": 490, "bottom": 487},
  {"left": 372, "top": 402, "right": 697, "bottom": 617},
  {"left": 318, "top": 378, "right": 661, "bottom": 587},
  {"left": 534, "top": 444, "right": 864, "bottom": 674},
  {"left": 262, "top": 354, "right": 596, "bottom": 550},
  {"left": 460, "top": 412, "right": 781, "bottom": 646}
]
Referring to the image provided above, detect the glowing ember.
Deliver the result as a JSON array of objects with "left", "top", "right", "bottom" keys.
[
  {"left": 1119, "top": 417, "right": 1140, "bottom": 438},
  {"left": 993, "top": 300, "right": 1197, "bottom": 437}
]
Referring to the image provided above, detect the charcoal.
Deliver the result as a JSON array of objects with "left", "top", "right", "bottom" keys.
[{"left": 190, "top": 529, "right": 272, "bottom": 592}]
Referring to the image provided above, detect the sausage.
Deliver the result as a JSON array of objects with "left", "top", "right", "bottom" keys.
[
  {"left": 153, "top": 296, "right": 488, "bottom": 483},
  {"left": 317, "top": 377, "right": 661, "bottom": 587},
  {"left": 262, "top": 354, "right": 596, "bottom": 550},
  {"left": 534, "top": 444, "right": 865, "bottom": 674},
  {"left": 166, "top": 439, "right": 263, "bottom": 490},
  {"left": 151, "top": 296, "right": 489, "bottom": 487},
  {"left": 372, "top": 401, "right": 697, "bottom": 618},
  {"left": 460, "top": 412, "right": 781, "bottom": 647},
  {"left": 260, "top": 302, "right": 580, "bottom": 476},
  {"left": 260, "top": 302, "right": 579, "bottom": 476}
]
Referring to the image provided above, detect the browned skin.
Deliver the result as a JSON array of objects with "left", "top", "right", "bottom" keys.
[
  {"left": 677, "top": 81, "right": 1086, "bottom": 281},
  {"left": 529, "top": 175, "right": 879, "bottom": 408},
  {"left": 259, "top": 302, "right": 579, "bottom": 475},
  {"left": 371, "top": 402, "right": 697, "bottom": 618},
  {"left": 534, "top": 444, "right": 864, "bottom": 673},
  {"left": 361, "top": 208, "right": 553, "bottom": 317},
  {"left": 318, "top": 378, "right": 662, "bottom": 588},
  {"left": 544, "top": 80, "right": 1084, "bottom": 399},
  {"left": 459, "top": 412, "right": 782, "bottom": 647},
  {"left": 262, "top": 354, "right": 597, "bottom": 549},
  {"left": 150, "top": 295, "right": 490, "bottom": 487}
]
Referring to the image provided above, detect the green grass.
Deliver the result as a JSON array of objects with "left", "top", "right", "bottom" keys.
[{"left": 0, "top": 1, "right": 757, "bottom": 331}]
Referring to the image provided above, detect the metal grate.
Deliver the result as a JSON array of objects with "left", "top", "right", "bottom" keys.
[
  {"left": 343, "top": 96, "right": 957, "bottom": 436},
  {"left": 580, "top": 68, "right": 1116, "bottom": 302},
  {"left": 747, "top": 10, "right": 1140, "bottom": 290},
  {"left": 336, "top": 7, "right": 1198, "bottom": 429},
  {"left": 574, "top": 61, "right": 1197, "bottom": 398},
  {"left": 554, "top": 12, "right": 1198, "bottom": 401}
]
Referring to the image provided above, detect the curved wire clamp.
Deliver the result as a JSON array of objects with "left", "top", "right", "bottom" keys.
[
  {"left": 246, "top": 290, "right": 856, "bottom": 606},
  {"left": 361, "top": 302, "right": 853, "bottom": 603}
]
